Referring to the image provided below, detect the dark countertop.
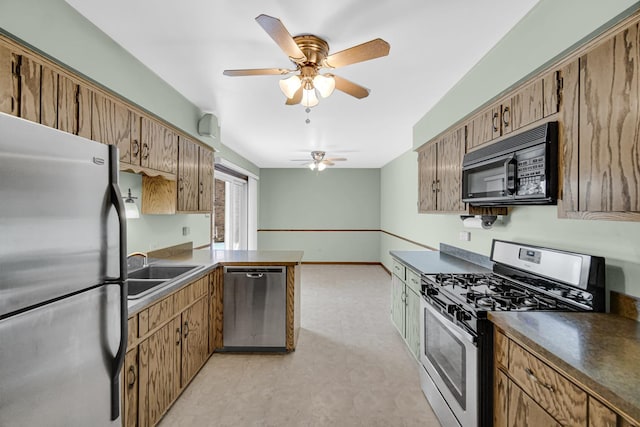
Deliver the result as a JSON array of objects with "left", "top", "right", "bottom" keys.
[
  {"left": 490, "top": 312, "right": 640, "bottom": 423},
  {"left": 390, "top": 250, "right": 491, "bottom": 275},
  {"left": 127, "top": 249, "right": 304, "bottom": 315}
]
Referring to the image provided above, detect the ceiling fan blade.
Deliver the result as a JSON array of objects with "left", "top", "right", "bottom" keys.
[
  {"left": 324, "top": 38, "right": 390, "bottom": 68},
  {"left": 285, "top": 86, "right": 303, "bottom": 105},
  {"left": 326, "top": 157, "right": 347, "bottom": 161},
  {"left": 223, "top": 68, "right": 292, "bottom": 76},
  {"left": 323, "top": 160, "right": 335, "bottom": 166},
  {"left": 333, "top": 75, "right": 370, "bottom": 99},
  {"left": 255, "top": 14, "right": 307, "bottom": 63}
]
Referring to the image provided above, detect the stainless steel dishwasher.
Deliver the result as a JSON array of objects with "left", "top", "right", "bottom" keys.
[{"left": 222, "top": 266, "right": 287, "bottom": 351}]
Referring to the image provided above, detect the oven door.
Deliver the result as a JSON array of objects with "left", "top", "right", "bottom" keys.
[
  {"left": 462, "top": 153, "right": 516, "bottom": 204},
  {"left": 419, "top": 297, "right": 478, "bottom": 427}
]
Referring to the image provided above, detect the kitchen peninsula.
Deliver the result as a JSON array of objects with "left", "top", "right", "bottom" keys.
[{"left": 122, "top": 248, "right": 303, "bottom": 427}]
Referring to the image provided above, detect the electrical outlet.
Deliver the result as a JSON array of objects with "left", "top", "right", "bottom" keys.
[
  {"left": 182, "top": 226, "right": 190, "bottom": 236},
  {"left": 459, "top": 231, "right": 471, "bottom": 241}
]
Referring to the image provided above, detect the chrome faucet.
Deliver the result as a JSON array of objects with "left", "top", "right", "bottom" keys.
[{"left": 127, "top": 252, "right": 148, "bottom": 269}]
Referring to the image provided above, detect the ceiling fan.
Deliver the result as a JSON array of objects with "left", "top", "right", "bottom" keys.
[
  {"left": 292, "top": 151, "right": 347, "bottom": 171},
  {"left": 223, "top": 14, "right": 390, "bottom": 107}
]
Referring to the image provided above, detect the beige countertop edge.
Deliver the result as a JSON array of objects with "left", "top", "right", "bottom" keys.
[
  {"left": 489, "top": 312, "right": 640, "bottom": 424},
  {"left": 127, "top": 250, "right": 304, "bottom": 317}
]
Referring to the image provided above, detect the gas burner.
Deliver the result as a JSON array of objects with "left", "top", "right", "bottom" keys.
[{"left": 477, "top": 296, "right": 502, "bottom": 308}]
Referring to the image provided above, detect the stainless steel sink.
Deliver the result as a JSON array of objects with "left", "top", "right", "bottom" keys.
[
  {"left": 126, "top": 265, "right": 205, "bottom": 299},
  {"left": 128, "top": 265, "right": 199, "bottom": 280},
  {"left": 128, "top": 279, "right": 168, "bottom": 297}
]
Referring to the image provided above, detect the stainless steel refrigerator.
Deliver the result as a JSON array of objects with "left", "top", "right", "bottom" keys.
[{"left": 0, "top": 113, "right": 127, "bottom": 426}]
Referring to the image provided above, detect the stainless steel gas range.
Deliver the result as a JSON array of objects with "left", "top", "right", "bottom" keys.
[{"left": 418, "top": 239, "right": 605, "bottom": 427}]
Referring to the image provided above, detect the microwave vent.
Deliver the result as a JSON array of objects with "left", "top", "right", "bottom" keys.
[{"left": 463, "top": 122, "right": 557, "bottom": 167}]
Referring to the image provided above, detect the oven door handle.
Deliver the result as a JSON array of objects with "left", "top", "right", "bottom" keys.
[{"left": 423, "top": 298, "right": 477, "bottom": 346}]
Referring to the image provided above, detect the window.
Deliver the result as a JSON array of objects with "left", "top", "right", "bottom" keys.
[{"left": 213, "top": 161, "right": 257, "bottom": 250}]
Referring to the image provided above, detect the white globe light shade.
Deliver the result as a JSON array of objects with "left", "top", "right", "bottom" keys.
[
  {"left": 279, "top": 75, "right": 302, "bottom": 99},
  {"left": 313, "top": 74, "right": 335, "bottom": 98}
]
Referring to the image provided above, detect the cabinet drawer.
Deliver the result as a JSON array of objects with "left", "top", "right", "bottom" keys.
[
  {"left": 392, "top": 260, "right": 406, "bottom": 282},
  {"left": 146, "top": 295, "right": 174, "bottom": 332},
  {"left": 509, "top": 342, "right": 586, "bottom": 427},
  {"left": 406, "top": 269, "right": 421, "bottom": 293},
  {"left": 174, "top": 276, "right": 208, "bottom": 311}
]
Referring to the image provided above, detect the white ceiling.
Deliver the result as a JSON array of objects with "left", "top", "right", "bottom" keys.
[{"left": 66, "top": 0, "right": 539, "bottom": 169}]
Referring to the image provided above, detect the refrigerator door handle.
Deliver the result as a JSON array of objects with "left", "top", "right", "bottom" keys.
[{"left": 108, "top": 145, "right": 128, "bottom": 421}]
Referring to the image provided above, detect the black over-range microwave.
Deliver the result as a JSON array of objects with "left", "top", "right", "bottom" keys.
[{"left": 462, "top": 121, "right": 558, "bottom": 206}]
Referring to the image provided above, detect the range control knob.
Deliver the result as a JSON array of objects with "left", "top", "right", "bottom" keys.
[
  {"left": 447, "top": 305, "right": 458, "bottom": 315},
  {"left": 426, "top": 287, "right": 439, "bottom": 296},
  {"left": 456, "top": 310, "right": 471, "bottom": 322}
]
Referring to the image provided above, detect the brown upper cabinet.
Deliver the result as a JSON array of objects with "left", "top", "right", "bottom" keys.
[
  {"left": 0, "top": 43, "right": 20, "bottom": 116},
  {"left": 468, "top": 103, "right": 501, "bottom": 150},
  {"left": 198, "top": 147, "right": 214, "bottom": 212},
  {"left": 58, "top": 74, "right": 92, "bottom": 138},
  {"left": 92, "top": 92, "right": 135, "bottom": 164},
  {"left": 560, "top": 22, "right": 640, "bottom": 220},
  {"left": 418, "top": 125, "right": 467, "bottom": 213},
  {"left": 178, "top": 136, "right": 199, "bottom": 212},
  {"left": 468, "top": 75, "right": 559, "bottom": 151},
  {"left": 141, "top": 117, "right": 178, "bottom": 175},
  {"left": 178, "top": 136, "right": 214, "bottom": 213},
  {"left": 0, "top": 47, "right": 59, "bottom": 127}
]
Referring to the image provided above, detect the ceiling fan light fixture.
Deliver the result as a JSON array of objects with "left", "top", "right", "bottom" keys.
[
  {"left": 308, "top": 162, "right": 317, "bottom": 170},
  {"left": 313, "top": 74, "right": 335, "bottom": 98},
  {"left": 279, "top": 75, "right": 302, "bottom": 99},
  {"left": 317, "top": 162, "right": 327, "bottom": 171},
  {"left": 301, "top": 88, "right": 319, "bottom": 107}
]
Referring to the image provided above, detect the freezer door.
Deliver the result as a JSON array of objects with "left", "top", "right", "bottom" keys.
[
  {"left": 0, "top": 284, "right": 121, "bottom": 427},
  {"left": 0, "top": 113, "right": 120, "bottom": 317}
]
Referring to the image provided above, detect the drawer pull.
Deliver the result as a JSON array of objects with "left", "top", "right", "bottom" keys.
[{"left": 525, "top": 367, "right": 555, "bottom": 393}]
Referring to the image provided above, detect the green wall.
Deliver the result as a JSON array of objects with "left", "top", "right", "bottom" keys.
[
  {"left": 120, "top": 173, "right": 211, "bottom": 253},
  {"left": 258, "top": 169, "right": 380, "bottom": 262},
  {"left": 383, "top": 0, "right": 640, "bottom": 300},
  {"left": 380, "top": 152, "right": 640, "bottom": 299},
  {"left": 413, "top": 0, "right": 640, "bottom": 148},
  {"left": 0, "top": 0, "right": 258, "bottom": 253}
]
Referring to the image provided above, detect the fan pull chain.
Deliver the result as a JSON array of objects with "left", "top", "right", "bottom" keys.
[{"left": 305, "top": 107, "right": 311, "bottom": 124}]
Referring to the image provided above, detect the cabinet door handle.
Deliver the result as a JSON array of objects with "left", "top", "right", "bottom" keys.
[
  {"left": 176, "top": 327, "right": 181, "bottom": 346},
  {"left": 502, "top": 106, "right": 510, "bottom": 127},
  {"left": 492, "top": 112, "right": 499, "bottom": 132},
  {"left": 183, "top": 321, "right": 189, "bottom": 338},
  {"left": 132, "top": 140, "right": 140, "bottom": 156},
  {"left": 436, "top": 180, "right": 441, "bottom": 192},
  {"left": 199, "top": 181, "right": 203, "bottom": 194},
  {"left": 400, "top": 292, "right": 406, "bottom": 302},
  {"left": 127, "top": 365, "right": 136, "bottom": 388},
  {"left": 178, "top": 177, "right": 184, "bottom": 191},
  {"left": 524, "top": 367, "right": 555, "bottom": 393},
  {"left": 431, "top": 180, "right": 436, "bottom": 193},
  {"left": 142, "top": 142, "right": 149, "bottom": 160}
]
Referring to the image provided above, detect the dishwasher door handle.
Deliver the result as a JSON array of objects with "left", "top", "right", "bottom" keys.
[{"left": 246, "top": 273, "right": 264, "bottom": 279}]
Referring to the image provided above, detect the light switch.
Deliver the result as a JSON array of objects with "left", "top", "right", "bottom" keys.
[{"left": 459, "top": 231, "right": 471, "bottom": 241}]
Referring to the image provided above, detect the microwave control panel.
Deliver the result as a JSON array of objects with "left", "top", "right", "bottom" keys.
[{"left": 516, "top": 155, "right": 545, "bottom": 196}]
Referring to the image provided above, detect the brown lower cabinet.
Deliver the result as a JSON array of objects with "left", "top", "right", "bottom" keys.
[
  {"left": 122, "top": 274, "right": 211, "bottom": 427},
  {"left": 494, "top": 328, "right": 639, "bottom": 427}
]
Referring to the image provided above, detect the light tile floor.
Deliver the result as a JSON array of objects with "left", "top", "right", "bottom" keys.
[{"left": 158, "top": 265, "right": 441, "bottom": 427}]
